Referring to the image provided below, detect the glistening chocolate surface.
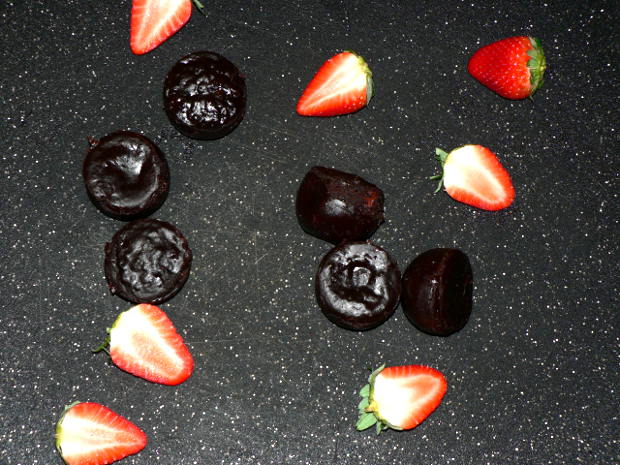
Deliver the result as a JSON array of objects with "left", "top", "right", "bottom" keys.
[
  {"left": 296, "top": 166, "right": 384, "bottom": 244},
  {"left": 2, "top": 2, "right": 618, "bottom": 464},
  {"left": 163, "top": 51, "right": 247, "bottom": 140},
  {"left": 315, "top": 241, "right": 401, "bottom": 331},
  {"left": 82, "top": 131, "right": 170, "bottom": 220},
  {"left": 104, "top": 218, "right": 192, "bottom": 304},
  {"left": 401, "top": 248, "right": 473, "bottom": 336}
]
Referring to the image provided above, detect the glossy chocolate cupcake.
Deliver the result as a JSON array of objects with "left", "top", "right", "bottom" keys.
[
  {"left": 401, "top": 248, "right": 473, "bottom": 336},
  {"left": 163, "top": 51, "right": 246, "bottom": 139},
  {"left": 83, "top": 131, "right": 169, "bottom": 220},
  {"left": 104, "top": 218, "right": 192, "bottom": 304},
  {"left": 296, "top": 166, "right": 384, "bottom": 244},
  {"left": 315, "top": 241, "right": 401, "bottom": 331}
]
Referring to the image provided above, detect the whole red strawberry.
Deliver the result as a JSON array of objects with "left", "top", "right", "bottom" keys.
[{"left": 467, "top": 36, "right": 546, "bottom": 99}]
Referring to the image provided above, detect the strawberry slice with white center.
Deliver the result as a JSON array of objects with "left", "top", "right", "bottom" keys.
[
  {"left": 130, "top": 0, "right": 205, "bottom": 55},
  {"left": 55, "top": 401, "right": 147, "bottom": 465},
  {"left": 431, "top": 145, "right": 516, "bottom": 211},
  {"left": 296, "top": 51, "right": 373, "bottom": 117},
  {"left": 356, "top": 364, "right": 447, "bottom": 434},
  {"left": 95, "top": 304, "right": 194, "bottom": 385}
]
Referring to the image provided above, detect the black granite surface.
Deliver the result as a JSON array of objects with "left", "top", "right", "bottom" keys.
[{"left": 1, "top": 1, "right": 618, "bottom": 464}]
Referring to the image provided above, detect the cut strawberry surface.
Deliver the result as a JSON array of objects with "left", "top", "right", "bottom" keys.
[
  {"left": 130, "top": 0, "right": 205, "bottom": 55},
  {"left": 467, "top": 36, "right": 546, "bottom": 100},
  {"left": 431, "top": 145, "right": 515, "bottom": 211},
  {"left": 296, "top": 51, "right": 373, "bottom": 116},
  {"left": 357, "top": 365, "right": 447, "bottom": 433},
  {"left": 55, "top": 402, "right": 147, "bottom": 465},
  {"left": 95, "top": 304, "right": 194, "bottom": 385}
]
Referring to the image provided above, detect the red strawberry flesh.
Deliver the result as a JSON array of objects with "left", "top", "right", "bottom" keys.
[
  {"left": 55, "top": 402, "right": 147, "bottom": 465},
  {"left": 357, "top": 364, "right": 447, "bottom": 433},
  {"left": 296, "top": 51, "right": 373, "bottom": 116},
  {"left": 130, "top": 0, "right": 192, "bottom": 55},
  {"left": 373, "top": 365, "right": 447, "bottom": 430},
  {"left": 435, "top": 145, "right": 515, "bottom": 211},
  {"left": 108, "top": 304, "right": 194, "bottom": 385}
]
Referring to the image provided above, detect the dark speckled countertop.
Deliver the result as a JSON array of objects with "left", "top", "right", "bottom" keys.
[{"left": 1, "top": 1, "right": 618, "bottom": 464}]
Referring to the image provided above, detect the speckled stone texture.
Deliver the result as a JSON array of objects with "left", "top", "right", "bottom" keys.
[{"left": 1, "top": 1, "right": 618, "bottom": 464}]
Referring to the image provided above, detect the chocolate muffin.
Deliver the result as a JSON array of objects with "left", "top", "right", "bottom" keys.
[
  {"left": 315, "top": 241, "right": 401, "bottom": 331},
  {"left": 83, "top": 131, "right": 169, "bottom": 220},
  {"left": 104, "top": 218, "right": 192, "bottom": 304},
  {"left": 163, "top": 51, "right": 246, "bottom": 139},
  {"left": 401, "top": 248, "right": 473, "bottom": 336},
  {"left": 296, "top": 166, "right": 385, "bottom": 244}
]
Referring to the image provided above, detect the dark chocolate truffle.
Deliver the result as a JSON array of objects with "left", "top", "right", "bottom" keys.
[
  {"left": 83, "top": 131, "right": 169, "bottom": 220},
  {"left": 401, "top": 248, "right": 473, "bottom": 336},
  {"left": 315, "top": 241, "right": 401, "bottom": 331},
  {"left": 104, "top": 218, "right": 192, "bottom": 304},
  {"left": 163, "top": 51, "right": 246, "bottom": 140},
  {"left": 296, "top": 166, "right": 384, "bottom": 244}
]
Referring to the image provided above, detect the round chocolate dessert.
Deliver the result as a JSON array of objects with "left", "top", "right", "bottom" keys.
[
  {"left": 296, "top": 166, "right": 385, "bottom": 244},
  {"left": 83, "top": 131, "right": 169, "bottom": 220},
  {"left": 163, "top": 51, "right": 246, "bottom": 140},
  {"left": 401, "top": 248, "right": 473, "bottom": 336},
  {"left": 104, "top": 218, "right": 192, "bottom": 304},
  {"left": 315, "top": 241, "right": 401, "bottom": 331}
]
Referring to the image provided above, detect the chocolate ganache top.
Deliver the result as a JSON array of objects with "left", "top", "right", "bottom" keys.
[
  {"left": 163, "top": 51, "right": 247, "bottom": 140},
  {"left": 83, "top": 131, "right": 169, "bottom": 220}
]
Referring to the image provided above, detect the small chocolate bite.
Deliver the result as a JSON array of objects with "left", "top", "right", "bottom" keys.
[
  {"left": 401, "top": 248, "right": 473, "bottom": 336},
  {"left": 83, "top": 131, "right": 169, "bottom": 220},
  {"left": 163, "top": 51, "right": 246, "bottom": 140},
  {"left": 296, "top": 166, "right": 384, "bottom": 244},
  {"left": 104, "top": 218, "right": 192, "bottom": 304},
  {"left": 315, "top": 241, "right": 401, "bottom": 331}
]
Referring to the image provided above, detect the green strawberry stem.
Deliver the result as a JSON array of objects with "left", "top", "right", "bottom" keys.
[
  {"left": 192, "top": 0, "right": 206, "bottom": 16},
  {"left": 92, "top": 334, "right": 111, "bottom": 355},
  {"left": 430, "top": 148, "right": 449, "bottom": 193},
  {"left": 527, "top": 37, "right": 546, "bottom": 96}
]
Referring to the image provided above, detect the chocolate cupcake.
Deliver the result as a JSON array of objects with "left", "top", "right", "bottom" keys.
[
  {"left": 401, "top": 248, "right": 473, "bottom": 336},
  {"left": 163, "top": 51, "right": 246, "bottom": 140},
  {"left": 104, "top": 218, "right": 192, "bottom": 304},
  {"left": 83, "top": 131, "right": 169, "bottom": 220},
  {"left": 296, "top": 166, "right": 385, "bottom": 244},
  {"left": 315, "top": 241, "right": 401, "bottom": 331}
]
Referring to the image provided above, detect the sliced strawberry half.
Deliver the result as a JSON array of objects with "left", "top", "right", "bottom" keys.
[
  {"left": 55, "top": 401, "right": 147, "bottom": 465},
  {"left": 95, "top": 304, "right": 194, "bottom": 385},
  {"left": 431, "top": 145, "right": 515, "bottom": 211},
  {"left": 356, "top": 364, "right": 447, "bottom": 433},
  {"left": 130, "top": 0, "right": 205, "bottom": 55},
  {"left": 296, "top": 51, "right": 373, "bottom": 117}
]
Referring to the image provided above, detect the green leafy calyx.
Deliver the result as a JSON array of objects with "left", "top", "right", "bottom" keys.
[
  {"left": 430, "top": 148, "right": 450, "bottom": 193},
  {"left": 355, "top": 364, "right": 392, "bottom": 434},
  {"left": 527, "top": 37, "right": 546, "bottom": 95}
]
